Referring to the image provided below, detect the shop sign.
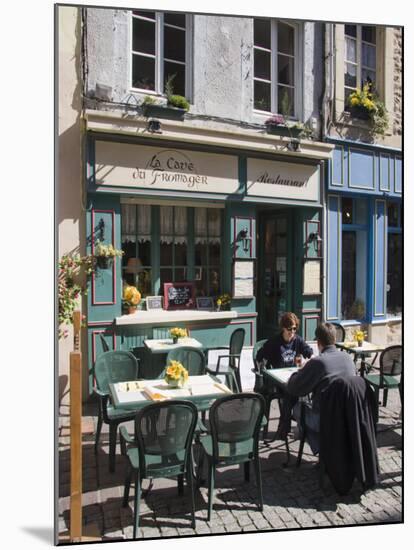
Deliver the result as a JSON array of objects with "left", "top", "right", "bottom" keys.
[
  {"left": 247, "top": 158, "right": 320, "bottom": 202},
  {"left": 95, "top": 141, "right": 239, "bottom": 195}
]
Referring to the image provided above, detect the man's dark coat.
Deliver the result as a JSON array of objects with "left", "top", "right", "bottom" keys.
[{"left": 319, "top": 376, "right": 379, "bottom": 495}]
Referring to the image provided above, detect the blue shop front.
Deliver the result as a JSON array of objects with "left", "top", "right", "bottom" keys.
[
  {"left": 85, "top": 117, "right": 333, "bottom": 392},
  {"left": 326, "top": 138, "right": 402, "bottom": 337}
]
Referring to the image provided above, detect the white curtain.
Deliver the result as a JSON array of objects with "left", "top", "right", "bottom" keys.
[
  {"left": 161, "top": 206, "right": 187, "bottom": 244},
  {"left": 195, "top": 208, "right": 207, "bottom": 244},
  {"left": 121, "top": 204, "right": 151, "bottom": 243},
  {"left": 195, "top": 208, "right": 221, "bottom": 244}
]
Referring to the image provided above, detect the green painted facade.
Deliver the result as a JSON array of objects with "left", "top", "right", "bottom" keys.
[{"left": 86, "top": 133, "right": 323, "bottom": 393}]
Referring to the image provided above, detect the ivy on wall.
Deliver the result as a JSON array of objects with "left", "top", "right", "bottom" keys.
[{"left": 58, "top": 254, "right": 95, "bottom": 339}]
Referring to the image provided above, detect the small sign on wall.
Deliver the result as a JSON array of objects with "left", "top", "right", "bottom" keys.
[
  {"left": 303, "top": 260, "right": 321, "bottom": 295},
  {"left": 232, "top": 260, "right": 255, "bottom": 299}
]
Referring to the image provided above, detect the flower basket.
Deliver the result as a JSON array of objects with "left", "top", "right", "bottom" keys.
[
  {"left": 164, "top": 360, "right": 188, "bottom": 388},
  {"left": 265, "top": 124, "right": 302, "bottom": 138},
  {"left": 349, "top": 105, "right": 371, "bottom": 121},
  {"left": 96, "top": 256, "right": 113, "bottom": 269},
  {"left": 142, "top": 103, "right": 186, "bottom": 121}
]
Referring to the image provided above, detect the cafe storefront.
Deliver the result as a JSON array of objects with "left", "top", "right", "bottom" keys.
[{"left": 85, "top": 111, "right": 333, "bottom": 391}]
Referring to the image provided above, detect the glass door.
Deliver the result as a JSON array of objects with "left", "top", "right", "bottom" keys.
[{"left": 259, "top": 213, "right": 292, "bottom": 339}]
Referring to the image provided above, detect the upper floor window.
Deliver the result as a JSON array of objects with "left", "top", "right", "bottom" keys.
[
  {"left": 253, "top": 19, "right": 299, "bottom": 117},
  {"left": 344, "top": 24, "right": 377, "bottom": 108},
  {"left": 131, "top": 11, "right": 189, "bottom": 96}
]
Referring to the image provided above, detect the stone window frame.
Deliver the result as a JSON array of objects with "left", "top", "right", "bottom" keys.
[
  {"left": 334, "top": 24, "right": 394, "bottom": 126},
  {"left": 129, "top": 11, "right": 193, "bottom": 99},
  {"left": 252, "top": 19, "right": 303, "bottom": 120}
]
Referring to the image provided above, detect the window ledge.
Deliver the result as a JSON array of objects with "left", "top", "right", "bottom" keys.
[{"left": 115, "top": 309, "right": 238, "bottom": 326}]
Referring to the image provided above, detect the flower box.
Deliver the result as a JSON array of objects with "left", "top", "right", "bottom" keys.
[
  {"left": 96, "top": 256, "right": 113, "bottom": 269},
  {"left": 142, "top": 103, "right": 187, "bottom": 121},
  {"left": 349, "top": 105, "right": 371, "bottom": 121},
  {"left": 265, "top": 124, "right": 302, "bottom": 138}
]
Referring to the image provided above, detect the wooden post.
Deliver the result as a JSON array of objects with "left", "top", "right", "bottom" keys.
[{"left": 70, "top": 311, "right": 82, "bottom": 542}]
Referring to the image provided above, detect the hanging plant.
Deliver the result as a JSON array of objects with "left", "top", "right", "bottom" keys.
[
  {"left": 58, "top": 254, "right": 95, "bottom": 339},
  {"left": 94, "top": 241, "right": 124, "bottom": 269}
]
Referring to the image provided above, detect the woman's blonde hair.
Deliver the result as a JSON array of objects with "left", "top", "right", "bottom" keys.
[{"left": 279, "top": 312, "right": 300, "bottom": 331}]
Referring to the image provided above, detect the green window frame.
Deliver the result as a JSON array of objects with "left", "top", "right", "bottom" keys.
[{"left": 121, "top": 204, "right": 223, "bottom": 298}]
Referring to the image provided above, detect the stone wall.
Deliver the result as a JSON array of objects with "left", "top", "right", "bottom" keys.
[{"left": 393, "top": 28, "right": 402, "bottom": 136}]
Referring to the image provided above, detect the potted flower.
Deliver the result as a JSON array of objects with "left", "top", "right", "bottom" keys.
[
  {"left": 347, "top": 84, "right": 389, "bottom": 138},
  {"left": 216, "top": 293, "right": 231, "bottom": 311},
  {"left": 354, "top": 329, "right": 367, "bottom": 348},
  {"left": 169, "top": 327, "right": 187, "bottom": 344},
  {"left": 123, "top": 285, "right": 141, "bottom": 314},
  {"left": 94, "top": 241, "right": 124, "bottom": 269},
  {"left": 164, "top": 360, "right": 189, "bottom": 388}
]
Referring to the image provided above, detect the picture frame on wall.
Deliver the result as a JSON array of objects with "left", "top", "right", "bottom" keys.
[{"left": 196, "top": 296, "right": 215, "bottom": 311}]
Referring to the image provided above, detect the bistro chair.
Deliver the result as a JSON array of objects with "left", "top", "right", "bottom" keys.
[
  {"left": 93, "top": 350, "right": 139, "bottom": 473},
  {"left": 120, "top": 400, "right": 198, "bottom": 538},
  {"left": 206, "top": 328, "right": 245, "bottom": 392},
  {"left": 330, "top": 322, "right": 346, "bottom": 343},
  {"left": 196, "top": 392, "right": 265, "bottom": 520},
  {"left": 165, "top": 347, "right": 207, "bottom": 376},
  {"left": 362, "top": 345, "right": 402, "bottom": 409},
  {"left": 99, "top": 332, "right": 110, "bottom": 353},
  {"left": 252, "top": 339, "right": 282, "bottom": 439}
]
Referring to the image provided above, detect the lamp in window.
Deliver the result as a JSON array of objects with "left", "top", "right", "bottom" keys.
[
  {"left": 126, "top": 257, "right": 143, "bottom": 274},
  {"left": 239, "top": 227, "right": 252, "bottom": 253}
]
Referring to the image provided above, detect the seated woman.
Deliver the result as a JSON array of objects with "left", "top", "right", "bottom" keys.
[
  {"left": 257, "top": 312, "right": 314, "bottom": 368},
  {"left": 256, "top": 312, "right": 314, "bottom": 440}
]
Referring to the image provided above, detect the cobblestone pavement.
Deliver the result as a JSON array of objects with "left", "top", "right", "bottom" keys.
[{"left": 58, "top": 382, "right": 402, "bottom": 542}]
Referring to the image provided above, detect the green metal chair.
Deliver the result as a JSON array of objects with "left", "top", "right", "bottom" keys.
[
  {"left": 206, "top": 328, "right": 245, "bottom": 392},
  {"left": 330, "top": 322, "right": 346, "bottom": 343},
  {"left": 121, "top": 400, "right": 198, "bottom": 538},
  {"left": 93, "top": 350, "right": 139, "bottom": 473},
  {"left": 362, "top": 345, "right": 402, "bottom": 408},
  {"left": 197, "top": 392, "right": 265, "bottom": 521},
  {"left": 99, "top": 332, "right": 110, "bottom": 352},
  {"left": 164, "top": 347, "right": 207, "bottom": 376},
  {"left": 252, "top": 339, "right": 283, "bottom": 439}
]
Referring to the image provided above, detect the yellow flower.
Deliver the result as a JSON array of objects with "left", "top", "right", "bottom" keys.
[
  {"left": 217, "top": 299, "right": 222, "bottom": 306},
  {"left": 350, "top": 96, "right": 360, "bottom": 106}
]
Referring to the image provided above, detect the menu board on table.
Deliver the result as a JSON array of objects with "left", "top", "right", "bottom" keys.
[{"left": 163, "top": 282, "right": 196, "bottom": 310}]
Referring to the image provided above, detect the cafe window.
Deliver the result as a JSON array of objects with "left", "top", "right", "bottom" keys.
[
  {"left": 121, "top": 204, "right": 222, "bottom": 298},
  {"left": 344, "top": 24, "right": 377, "bottom": 109},
  {"left": 160, "top": 206, "right": 188, "bottom": 287},
  {"left": 253, "top": 19, "right": 300, "bottom": 117},
  {"left": 131, "top": 10, "right": 190, "bottom": 96},
  {"left": 341, "top": 198, "right": 368, "bottom": 320},
  {"left": 387, "top": 202, "right": 402, "bottom": 317},
  {"left": 194, "top": 208, "right": 222, "bottom": 296},
  {"left": 121, "top": 204, "right": 152, "bottom": 297}
]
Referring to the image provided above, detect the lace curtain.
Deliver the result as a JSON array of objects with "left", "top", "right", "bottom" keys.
[
  {"left": 195, "top": 208, "right": 221, "bottom": 244},
  {"left": 160, "top": 206, "right": 187, "bottom": 244},
  {"left": 121, "top": 204, "right": 151, "bottom": 243}
]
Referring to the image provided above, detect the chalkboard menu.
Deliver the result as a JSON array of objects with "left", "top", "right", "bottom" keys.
[{"left": 163, "top": 282, "right": 196, "bottom": 310}]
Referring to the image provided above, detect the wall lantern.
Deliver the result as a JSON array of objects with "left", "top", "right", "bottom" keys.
[
  {"left": 98, "top": 218, "right": 105, "bottom": 241},
  {"left": 147, "top": 118, "right": 162, "bottom": 133},
  {"left": 287, "top": 138, "right": 301, "bottom": 152},
  {"left": 239, "top": 227, "right": 252, "bottom": 252},
  {"left": 307, "top": 231, "right": 322, "bottom": 255}
]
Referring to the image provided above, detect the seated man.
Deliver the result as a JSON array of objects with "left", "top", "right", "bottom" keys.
[{"left": 287, "top": 322, "right": 356, "bottom": 452}]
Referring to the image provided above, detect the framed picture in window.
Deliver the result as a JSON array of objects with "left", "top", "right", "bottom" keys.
[
  {"left": 196, "top": 296, "right": 215, "bottom": 311},
  {"left": 146, "top": 296, "right": 164, "bottom": 310}
]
